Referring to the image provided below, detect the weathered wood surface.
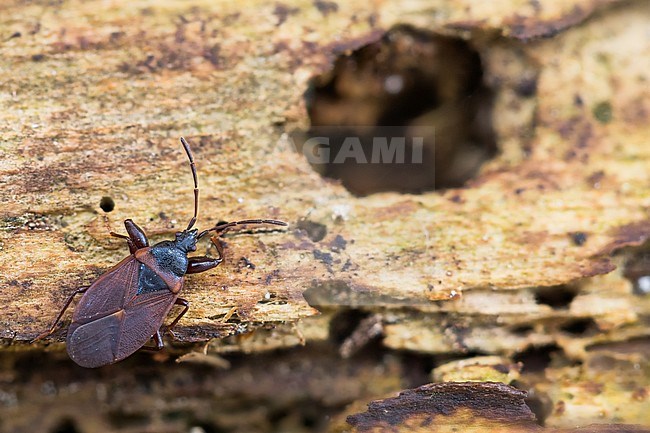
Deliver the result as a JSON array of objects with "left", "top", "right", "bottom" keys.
[
  {"left": 1, "top": 0, "right": 650, "bottom": 431},
  {"left": 2, "top": 0, "right": 648, "bottom": 343}
]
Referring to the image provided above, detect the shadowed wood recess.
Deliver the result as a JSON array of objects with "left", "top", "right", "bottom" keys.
[{"left": 1, "top": 0, "right": 649, "bottom": 432}]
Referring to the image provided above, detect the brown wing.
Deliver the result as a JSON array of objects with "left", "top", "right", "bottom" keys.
[
  {"left": 70, "top": 255, "right": 140, "bottom": 325},
  {"left": 114, "top": 288, "right": 181, "bottom": 361},
  {"left": 67, "top": 255, "right": 180, "bottom": 368}
]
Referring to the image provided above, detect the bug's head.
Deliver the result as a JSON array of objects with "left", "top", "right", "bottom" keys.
[{"left": 174, "top": 229, "right": 198, "bottom": 253}]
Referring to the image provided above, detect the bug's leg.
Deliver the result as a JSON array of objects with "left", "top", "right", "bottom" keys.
[
  {"left": 163, "top": 298, "right": 190, "bottom": 339},
  {"left": 153, "top": 330, "right": 164, "bottom": 350},
  {"left": 186, "top": 256, "right": 223, "bottom": 274},
  {"left": 211, "top": 235, "right": 225, "bottom": 260},
  {"left": 30, "top": 286, "right": 89, "bottom": 343},
  {"left": 186, "top": 236, "right": 224, "bottom": 274},
  {"left": 141, "top": 330, "right": 164, "bottom": 351},
  {"left": 109, "top": 232, "right": 137, "bottom": 254}
]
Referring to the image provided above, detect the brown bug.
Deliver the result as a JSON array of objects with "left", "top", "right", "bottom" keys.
[{"left": 33, "top": 137, "right": 286, "bottom": 368}]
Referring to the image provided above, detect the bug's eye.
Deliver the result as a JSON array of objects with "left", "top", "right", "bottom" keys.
[{"left": 175, "top": 232, "right": 182, "bottom": 238}]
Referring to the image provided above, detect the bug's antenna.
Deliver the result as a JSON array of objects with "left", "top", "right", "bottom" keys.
[
  {"left": 180, "top": 137, "right": 199, "bottom": 231},
  {"left": 198, "top": 219, "right": 287, "bottom": 239}
]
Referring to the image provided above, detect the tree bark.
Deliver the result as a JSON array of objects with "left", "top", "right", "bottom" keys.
[{"left": 1, "top": 0, "right": 649, "bottom": 431}]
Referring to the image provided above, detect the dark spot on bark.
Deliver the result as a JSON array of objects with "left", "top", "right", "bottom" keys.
[
  {"left": 313, "top": 249, "right": 333, "bottom": 266},
  {"left": 297, "top": 219, "right": 327, "bottom": 242},
  {"left": 264, "top": 269, "right": 280, "bottom": 285},
  {"left": 273, "top": 3, "right": 299, "bottom": 26},
  {"left": 203, "top": 43, "right": 222, "bottom": 67},
  {"left": 592, "top": 101, "right": 613, "bottom": 124},
  {"left": 237, "top": 256, "right": 256, "bottom": 271},
  {"left": 515, "top": 76, "right": 537, "bottom": 97},
  {"left": 109, "top": 31, "right": 125, "bottom": 43},
  {"left": 574, "top": 94, "right": 584, "bottom": 107},
  {"left": 587, "top": 170, "right": 605, "bottom": 188},
  {"left": 329, "top": 234, "right": 347, "bottom": 252},
  {"left": 570, "top": 231, "right": 588, "bottom": 246},
  {"left": 492, "top": 363, "right": 510, "bottom": 374},
  {"left": 513, "top": 344, "right": 561, "bottom": 373},
  {"left": 31, "top": 53, "right": 45, "bottom": 61},
  {"left": 313, "top": 0, "right": 338, "bottom": 16},
  {"left": 561, "top": 317, "right": 597, "bottom": 336}
]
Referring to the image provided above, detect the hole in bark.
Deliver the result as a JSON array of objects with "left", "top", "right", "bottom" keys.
[
  {"left": 99, "top": 196, "right": 115, "bottom": 212},
  {"left": 533, "top": 285, "right": 578, "bottom": 309},
  {"left": 51, "top": 418, "right": 80, "bottom": 433},
  {"left": 329, "top": 309, "right": 370, "bottom": 344},
  {"left": 513, "top": 344, "right": 562, "bottom": 373},
  {"left": 302, "top": 25, "right": 496, "bottom": 196},
  {"left": 560, "top": 317, "right": 597, "bottom": 336},
  {"left": 511, "top": 325, "right": 534, "bottom": 336}
]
